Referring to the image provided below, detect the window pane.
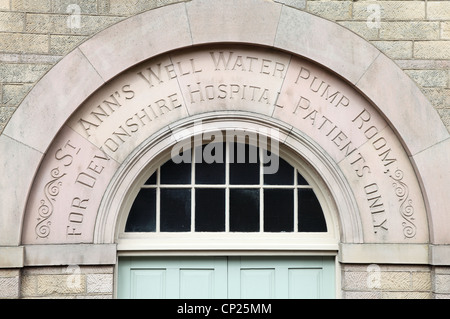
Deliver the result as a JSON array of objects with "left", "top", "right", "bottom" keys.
[
  {"left": 160, "top": 189, "right": 191, "bottom": 232},
  {"left": 195, "top": 188, "right": 225, "bottom": 232},
  {"left": 298, "top": 189, "right": 327, "bottom": 232},
  {"left": 145, "top": 172, "right": 157, "bottom": 185},
  {"left": 160, "top": 159, "right": 191, "bottom": 184},
  {"left": 297, "top": 172, "right": 309, "bottom": 186},
  {"left": 229, "top": 143, "right": 260, "bottom": 185},
  {"left": 195, "top": 143, "right": 225, "bottom": 184},
  {"left": 230, "top": 189, "right": 260, "bottom": 232},
  {"left": 125, "top": 188, "right": 156, "bottom": 232},
  {"left": 264, "top": 156, "right": 294, "bottom": 185},
  {"left": 264, "top": 189, "right": 294, "bottom": 232}
]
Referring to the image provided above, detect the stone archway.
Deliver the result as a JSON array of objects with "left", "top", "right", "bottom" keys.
[{"left": 0, "top": 0, "right": 448, "bottom": 275}]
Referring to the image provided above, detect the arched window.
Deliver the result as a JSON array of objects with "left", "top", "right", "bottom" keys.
[{"left": 125, "top": 141, "right": 327, "bottom": 234}]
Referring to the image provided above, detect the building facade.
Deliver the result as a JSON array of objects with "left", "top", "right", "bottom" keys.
[{"left": 0, "top": 0, "right": 449, "bottom": 299}]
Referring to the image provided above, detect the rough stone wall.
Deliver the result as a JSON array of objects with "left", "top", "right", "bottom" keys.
[
  {"left": 433, "top": 266, "right": 450, "bottom": 299},
  {"left": 0, "top": 0, "right": 449, "bottom": 133},
  {"left": 341, "top": 264, "right": 433, "bottom": 299},
  {"left": 0, "top": 269, "right": 20, "bottom": 298},
  {"left": 19, "top": 265, "right": 114, "bottom": 299}
]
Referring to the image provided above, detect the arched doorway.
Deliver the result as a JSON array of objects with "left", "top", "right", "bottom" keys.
[
  {"left": 117, "top": 131, "right": 337, "bottom": 299},
  {"left": 114, "top": 126, "right": 341, "bottom": 298}
]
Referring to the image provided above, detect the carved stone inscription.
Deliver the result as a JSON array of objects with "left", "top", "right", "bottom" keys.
[
  {"left": 23, "top": 45, "right": 428, "bottom": 244},
  {"left": 273, "top": 57, "right": 426, "bottom": 242},
  {"left": 22, "top": 126, "right": 119, "bottom": 244}
]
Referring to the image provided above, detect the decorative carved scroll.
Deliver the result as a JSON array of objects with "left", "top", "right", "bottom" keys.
[
  {"left": 35, "top": 167, "right": 66, "bottom": 239},
  {"left": 389, "top": 168, "right": 416, "bottom": 239}
]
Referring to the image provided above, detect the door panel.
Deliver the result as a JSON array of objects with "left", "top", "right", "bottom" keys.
[
  {"left": 288, "top": 268, "right": 322, "bottom": 298},
  {"left": 240, "top": 269, "right": 276, "bottom": 299},
  {"left": 118, "top": 257, "right": 228, "bottom": 299},
  {"left": 118, "top": 256, "right": 335, "bottom": 299},
  {"left": 228, "top": 257, "right": 335, "bottom": 299},
  {"left": 131, "top": 269, "right": 166, "bottom": 298},
  {"left": 180, "top": 269, "right": 215, "bottom": 299}
]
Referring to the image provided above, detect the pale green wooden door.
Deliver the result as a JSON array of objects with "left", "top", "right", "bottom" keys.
[
  {"left": 118, "top": 257, "right": 228, "bottom": 299},
  {"left": 118, "top": 256, "right": 334, "bottom": 299},
  {"left": 228, "top": 257, "right": 335, "bottom": 299}
]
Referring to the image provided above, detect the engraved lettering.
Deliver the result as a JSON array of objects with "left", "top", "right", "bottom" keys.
[
  {"left": 186, "top": 82, "right": 277, "bottom": 106},
  {"left": 54, "top": 140, "right": 80, "bottom": 167},
  {"left": 364, "top": 183, "right": 388, "bottom": 233},
  {"left": 75, "top": 172, "right": 96, "bottom": 188},
  {"left": 294, "top": 66, "right": 349, "bottom": 107},
  {"left": 210, "top": 51, "right": 234, "bottom": 70},
  {"left": 137, "top": 63, "right": 163, "bottom": 87},
  {"left": 293, "top": 96, "right": 310, "bottom": 114},
  {"left": 210, "top": 52, "right": 286, "bottom": 78},
  {"left": 187, "top": 82, "right": 205, "bottom": 103},
  {"left": 295, "top": 67, "right": 310, "bottom": 83},
  {"left": 260, "top": 59, "right": 271, "bottom": 75},
  {"left": 66, "top": 197, "right": 88, "bottom": 236}
]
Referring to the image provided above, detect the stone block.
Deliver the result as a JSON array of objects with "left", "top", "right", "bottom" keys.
[
  {"left": 443, "top": 22, "right": 450, "bottom": 40},
  {"left": 26, "top": 13, "right": 124, "bottom": 36},
  {"left": 0, "top": 246, "right": 23, "bottom": 268},
  {"left": 338, "top": 21, "right": 379, "bottom": 40},
  {"left": 25, "top": 13, "right": 59, "bottom": 33},
  {"left": 379, "top": 21, "right": 440, "bottom": 40},
  {"left": 411, "top": 138, "right": 450, "bottom": 244},
  {"left": 412, "top": 272, "right": 432, "bottom": 291},
  {"left": 356, "top": 53, "right": 449, "bottom": 156},
  {"left": 414, "top": 41, "right": 450, "bottom": 60},
  {"left": 395, "top": 60, "right": 450, "bottom": 70},
  {"left": 427, "top": 2, "right": 450, "bottom": 20},
  {"left": 0, "top": 270, "right": 19, "bottom": 299},
  {"left": 0, "top": 107, "right": 15, "bottom": 132},
  {"left": 50, "top": 35, "right": 89, "bottom": 55},
  {"left": 0, "top": 12, "right": 25, "bottom": 32},
  {"left": 404, "top": 70, "right": 448, "bottom": 88},
  {"left": 372, "top": 41, "right": 413, "bottom": 59},
  {"left": 353, "top": 1, "right": 425, "bottom": 21},
  {"left": 434, "top": 266, "right": 450, "bottom": 275},
  {"left": 20, "top": 274, "right": 37, "bottom": 297},
  {"left": 24, "top": 245, "right": 117, "bottom": 266},
  {"left": 80, "top": 2, "right": 191, "bottom": 81},
  {"left": 72, "top": 15, "right": 124, "bottom": 35},
  {"left": 380, "top": 271, "right": 411, "bottom": 290},
  {"left": 2, "top": 83, "right": 32, "bottom": 106},
  {"left": 307, "top": 0, "right": 352, "bottom": 21},
  {"left": 87, "top": 274, "right": 113, "bottom": 293},
  {"left": 52, "top": 0, "right": 98, "bottom": 14},
  {"left": 37, "top": 274, "right": 86, "bottom": 296},
  {"left": 187, "top": 0, "right": 282, "bottom": 46},
  {"left": 97, "top": 0, "right": 110, "bottom": 14},
  {"left": 275, "top": 6, "right": 380, "bottom": 84},
  {"left": 3, "top": 48, "right": 104, "bottom": 153},
  {"left": 11, "top": 0, "right": 51, "bottom": 12},
  {"left": 437, "top": 109, "right": 449, "bottom": 130},
  {"left": 342, "top": 269, "right": 370, "bottom": 291},
  {"left": 0, "top": 33, "right": 49, "bottom": 55},
  {"left": 0, "top": 135, "right": 43, "bottom": 245},
  {"left": 0, "top": 62, "right": 50, "bottom": 83},
  {"left": 421, "top": 88, "right": 450, "bottom": 109},
  {"left": 0, "top": 0, "right": 10, "bottom": 10}
]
